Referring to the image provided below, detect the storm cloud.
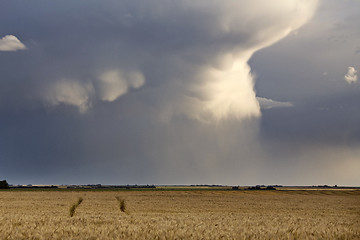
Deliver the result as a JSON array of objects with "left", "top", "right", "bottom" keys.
[{"left": 1, "top": 0, "right": 359, "bottom": 186}]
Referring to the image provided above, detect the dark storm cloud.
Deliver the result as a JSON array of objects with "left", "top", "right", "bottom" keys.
[
  {"left": 247, "top": 0, "right": 360, "bottom": 186},
  {"left": 251, "top": 0, "right": 360, "bottom": 144},
  {"left": 260, "top": 94, "right": 360, "bottom": 145},
  {"left": 0, "top": 0, "right": 317, "bottom": 111},
  {"left": 2, "top": 0, "right": 359, "bottom": 186}
]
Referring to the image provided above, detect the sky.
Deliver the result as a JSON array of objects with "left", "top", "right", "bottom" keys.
[{"left": 0, "top": 0, "right": 359, "bottom": 186}]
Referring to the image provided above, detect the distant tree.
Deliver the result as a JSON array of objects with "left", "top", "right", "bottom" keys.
[{"left": 0, "top": 180, "right": 10, "bottom": 189}]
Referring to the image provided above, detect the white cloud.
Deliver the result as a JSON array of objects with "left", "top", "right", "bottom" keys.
[
  {"left": 45, "top": 70, "right": 145, "bottom": 112},
  {"left": 128, "top": 71, "right": 145, "bottom": 89},
  {"left": 98, "top": 70, "right": 145, "bottom": 102},
  {"left": 344, "top": 66, "right": 358, "bottom": 84},
  {"left": 46, "top": 80, "right": 94, "bottom": 113},
  {"left": 98, "top": 70, "right": 128, "bottom": 102},
  {"left": 197, "top": 60, "right": 261, "bottom": 121},
  {"left": 164, "top": 0, "right": 318, "bottom": 122},
  {"left": 0, "top": 35, "right": 27, "bottom": 51},
  {"left": 257, "top": 97, "right": 294, "bottom": 109}
]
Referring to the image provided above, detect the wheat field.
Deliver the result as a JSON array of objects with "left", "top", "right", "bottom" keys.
[{"left": 0, "top": 190, "right": 359, "bottom": 239}]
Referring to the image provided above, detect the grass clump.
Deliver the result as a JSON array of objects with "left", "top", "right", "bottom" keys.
[
  {"left": 115, "top": 196, "right": 127, "bottom": 213},
  {"left": 69, "top": 197, "right": 83, "bottom": 217},
  {"left": 77, "top": 197, "right": 83, "bottom": 205}
]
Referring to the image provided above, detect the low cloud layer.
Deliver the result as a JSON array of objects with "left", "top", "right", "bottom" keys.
[
  {"left": 98, "top": 70, "right": 145, "bottom": 102},
  {"left": 344, "top": 66, "right": 358, "bottom": 84},
  {"left": 0, "top": 35, "right": 26, "bottom": 51},
  {"left": 47, "top": 80, "right": 94, "bottom": 113},
  {"left": 257, "top": 97, "right": 294, "bottom": 109}
]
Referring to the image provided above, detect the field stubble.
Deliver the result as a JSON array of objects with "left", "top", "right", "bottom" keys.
[{"left": 0, "top": 190, "right": 359, "bottom": 239}]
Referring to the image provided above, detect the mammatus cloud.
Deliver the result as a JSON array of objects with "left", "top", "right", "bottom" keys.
[
  {"left": 46, "top": 80, "right": 94, "bottom": 113},
  {"left": 45, "top": 70, "right": 145, "bottom": 113},
  {"left": 257, "top": 97, "right": 294, "bottom": 109},
  {"left": 45, "top": 70, "right": 145, "bottom": 112},
  {"left": 98, "top": 70, "right": 145, "bottom": 102},
  {"left": 344, "top": 66, "right": 358, "bottom": 83},
  {"left": 0, "top": 35, "right": 26, "bottom": 51}
]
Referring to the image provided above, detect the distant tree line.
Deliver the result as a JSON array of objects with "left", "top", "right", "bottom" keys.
[
  {"left": 231, "top": 185, "right": 277, "bottom": 190},
  {"left": 66, "top": 184, "right": 156, "bottom": 189},
  {"left": 0, "top": 180, "right": 9, "bottom": 189},
  {"left": 247, "top": 185, "right": 276, "bottom": 190},
  {"left": 11, "top": 185, "right": 58, "bottom": 189}
]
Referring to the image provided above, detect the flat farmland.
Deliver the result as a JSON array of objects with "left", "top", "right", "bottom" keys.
[{"left": 0, "top": 190, "right": 359, "bottom": 239}]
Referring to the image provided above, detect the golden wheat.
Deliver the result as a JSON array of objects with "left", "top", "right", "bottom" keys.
[{"left": 0, "top": 190, "right": 359, "bottom": 239}]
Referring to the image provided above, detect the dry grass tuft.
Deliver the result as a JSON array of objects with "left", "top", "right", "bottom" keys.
[
  {"left": 69, "top": 197, "right": 83, "bottom": 217},
  {"left": 115, "top": 196, "right": 127, "bottom": 213}
]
